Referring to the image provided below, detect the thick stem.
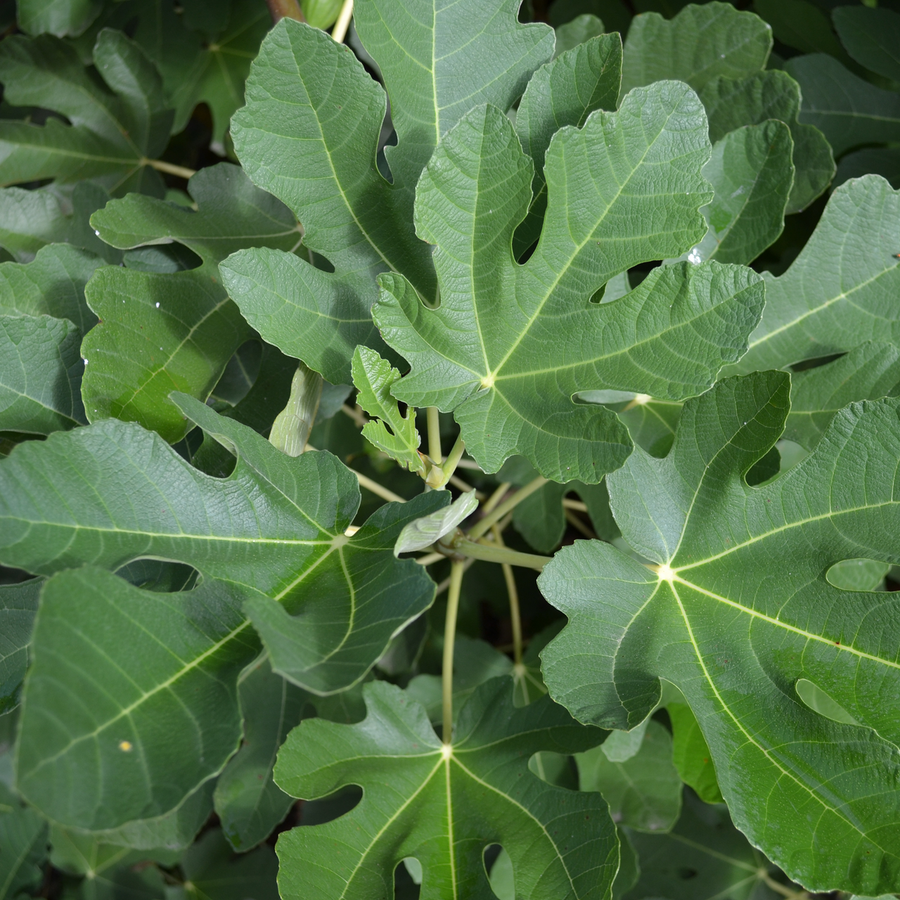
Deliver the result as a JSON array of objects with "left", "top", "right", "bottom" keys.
[
  {"left": 451, "top": 537, "right": 549, "bottom": 571},
  {"left": 143, "top": 158, "right": 196, "bottom": 180},
  {"left": 492, "top": 526, "right": 522, "bottom": 666},
  {"left": 331, "top": 0, "right": 353, "bottom": 42},
  {"left": 426, "top": 407, "right": 442, "bottom": 464},
  {"left": 468, "top": 475, "right": 547, "bottom": 541},
  {"left": 442, "top": 560, "right": 465, "bottom": 744}
]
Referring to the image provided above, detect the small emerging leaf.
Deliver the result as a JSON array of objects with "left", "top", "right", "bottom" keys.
[
  {"left": 394, "top": 490, "right": 479, "bottom": 555},
  {"left": 352, "top": 346, "right": 424, "bottom": 474}
]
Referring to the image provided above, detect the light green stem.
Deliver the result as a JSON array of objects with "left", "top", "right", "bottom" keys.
[
  {"left": 331, "top": 0, "right": 353, "bottom": 42},
  {"left": 468, "top": 475, "right": 548, "bottom": 540},
  {"left": 452, "top": 537, "right": 550, "bottom": 571},
  {"left": 427, "top": 407, "right": 442, "bottom": 464},
  {"left": 442, "top": 560, "right": 465, "bottom": 744},
  {"left": 493, "top": 526, "right": 523, "bottom": 666},
  {"left": 143, "top": 158, "right": 196, "bottom": 180}
]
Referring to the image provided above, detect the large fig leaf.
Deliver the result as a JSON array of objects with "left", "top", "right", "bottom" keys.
[
  {"left": 539, "top": 372, "right": 900, "bottom": 894},
  {"left": 376, "top": 86, "right": 764, "bottom": 482},
  {"left": 0, "top": 30, "right": 172, "bottom": 196},
  {"left": 274, "top": 678, "right": 615, "bottom": 900},
  {"left": 0, "top": 392, "right": 445, "bottom": 704},
  {"left": 84, "top": 163, "right": 301, "bottom": 442}
]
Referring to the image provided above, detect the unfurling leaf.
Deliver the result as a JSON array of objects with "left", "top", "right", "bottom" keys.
[{"left": 352, "top": 346, "right": 424, "bottom": 474}]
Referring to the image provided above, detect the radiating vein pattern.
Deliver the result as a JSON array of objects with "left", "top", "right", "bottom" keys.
[
  {"left": 273, "top": 679, "right": 615, "bottom": 900},
  {"left": 1, "top": 395, "right": 443, "bottom": 830},
  {"left": 377, "top": 83, "right": 765, "bottom": 482},
  {"left": 539, "top": 372, "right": 900, "bottom": 895}
]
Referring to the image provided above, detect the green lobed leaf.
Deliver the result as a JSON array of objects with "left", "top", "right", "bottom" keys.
[
  {"left": 352, "top": 346, "right": 425, "bottom": 475},
  {"left": 785, "top": 54, "right": 900, "bottom": 158},
  {"left": 214, "top": 660, "right": 308, "bottom": 852},
  {"left": 354, "top": 0, "right": 553, "bottom": 197},
  {"left": 0, "top": 30, "right": 172, "bottom": 195},
  {"left": 0, "top": 243, "right": 101, "bottom": 336},
  {"left": 85, "top": 163, "right": 301, "bottom": 442},
  {"left": 699, "top": 69, "right": 834, "bottom": 214},
  {"left": 223, "top": 19, "right": 437, "bottom": 381},
  {"left": 244, "top": 490, "right": 448, "bottom": 694},
  {"left": 540, "top": 372, "right": 900, "bottom": 893},
  {"left": 833, "top": 6, "right": 900, "bottom": 84},
  {"left": 513, "top": 32, "right": 623, "bottom": 254},
  {"left": 0, "top": 183, "right": 119, "bottom": 264},
  {"left": 621, "top": 2, "right": 772, "bottom": 95},
  {"left": 687, "top": 120, "right": 793, "bottom": 265},
  {"left": 0, "top": 579, "right": 40, "bottom": 716},
  {"left": 782, "top": 343, "right": 900, "bottom": 449},
  {"left": 16, "top": 567, "right": 260, "bottom": 832},
  {"left": 377, "top": 88, "right": 764, "bottom": 482},
  {"left": 576, "top": 720, "right": 681, "bottom": 833},
  {"left": 730, "top": 176, "right": 900, "bottom": 374},
  {"left": 0, "top": 393, "right": 443, "bottom": 693},
  {"left": 0, "top": 314, "right": 86, "bottom": 434},
  {"left": 274, "top": 678, "right": 616, "bottom": 900}
]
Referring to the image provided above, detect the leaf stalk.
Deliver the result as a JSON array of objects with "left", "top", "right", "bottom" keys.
[
  {"left": 442, "top": 560, "right": 465, "bottom": 743},
  {"left": 467, "top": 475, "right": 548, "bottom": 540}
]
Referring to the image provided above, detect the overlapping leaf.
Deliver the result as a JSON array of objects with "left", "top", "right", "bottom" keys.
[
  {"left": 621, "top": 2, "right": 772, "bottom": 95},
  {"left": 687, "top": 120, "right": 793, "bottom": 265},
  {"left": 274, "top": 678, "right": 616, "bottom": 900},
  {"left": 699, "top": 70, "right": 834, "bottom": 213},
  {"left": 223, "top": 4, "right": 554, "bottom": 382},
  {"left": 513, "top": 33, "right": 622, "bottom": 253},
  {"left": 86, "top": 163, "right": 301, "bottom": 442},
  {"left": 214, "top": 661, "right": 310, "bottom": 852},
  {"left": 730, "top": 175, "right": 900, "bottom": 373},
  {"left": 0, "top": 579, "right": 40, "bottom": 715},
  {"left": 16, "top": 567, "right": 261, "bottom": 832},
  {"left": 376, "top": 86, "right": 764, "bottom": 482},
  {"left": 0, "top": 315, "right": 86, "bottom": 434},
  {"left": 354, "top": 0, "right": 553, "bottom": 196},
  {"left": 540, "top": 372, "right": 900, "bottom": 893},
  {"left": 0, "top": 30, "right": 172, "bottom": 196},
  {"left": 0, "top": 393, "right": 445, "bottom": 832},
  {"left": 785, "top": 54, "right": 900, "bottom": 158}
]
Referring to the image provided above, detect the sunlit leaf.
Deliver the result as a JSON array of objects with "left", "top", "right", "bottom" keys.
[
  {"left": 378, "top": 87, "right": 763, "bottom": 482},
  {"left": 540, "top": 372, "right": 900, "bottom": 893}
]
